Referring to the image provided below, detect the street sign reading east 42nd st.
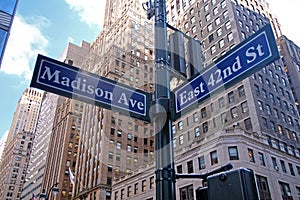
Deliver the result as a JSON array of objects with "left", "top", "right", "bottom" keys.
[
  {"left": 30, "top": 55, "right": 152, "bottom": 122},
  {"left": 173, "top": 24, "right": 280, "bottom": 120}
]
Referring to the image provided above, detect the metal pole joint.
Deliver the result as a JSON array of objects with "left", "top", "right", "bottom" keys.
[{"left": 155, "top": 167, "right": 176, "bottom": 182}]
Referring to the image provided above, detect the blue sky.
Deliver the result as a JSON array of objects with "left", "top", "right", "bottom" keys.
[
  {"left": 0, "top": 0, "right": 299, "bottom": 139},
  {"left": 0, "top": 0, "right": 106, "bottom": 138}
]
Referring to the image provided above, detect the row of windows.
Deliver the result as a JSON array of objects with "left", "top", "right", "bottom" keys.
[
  {"left": 174, "top": 113, "right": 251, "bottom": 148},
  {"left": 111, "top": 117, "right": 153, "bottom": 135},
  {"left": 176, "top": 146, "right": 300, "bottom": 178},
  {"left": 271, "top": 156, "right": 300, "bottom": 177},
  {"left": 114, "top": 176, "right": 155, "bottom": 200},
  {"left": 173, "top": 85, "right": 246, "bottom": 133},
  {"left": 257, "top": 99, "right": 299, "bottom": 126},
  {"left": 110, "top": 128, "right": 154, "bottom": 145},
  {"left": 266, "top": 135, "right": 300, "bottom": 158}
]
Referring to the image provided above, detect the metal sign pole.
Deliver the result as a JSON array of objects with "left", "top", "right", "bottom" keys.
[{"left": 153, "top": 0, "right": 176, "bottom": 199}]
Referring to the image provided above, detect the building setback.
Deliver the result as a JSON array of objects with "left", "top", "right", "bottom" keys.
[
  {"left": 0, "top": 88, "right": 43, "bottom": 199},
  {"left": 111, "top": 0, "right": 300, "bottom": 200}
]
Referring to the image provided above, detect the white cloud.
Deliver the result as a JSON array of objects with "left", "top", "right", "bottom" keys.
[
  {"left": 64, "top": 0, "right": 106, "bottom": 29},
  {"left": 268, "top": 0, "right": 300, "bottom": 46},
  {"left": 1, "top": 16, "right": 49, "bottom": 80}
]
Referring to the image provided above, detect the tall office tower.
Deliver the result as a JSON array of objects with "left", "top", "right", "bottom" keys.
[
  {"left": 0, "top": 0, "right": 19, "bottom": 67},
  {"left": 0, "top": 88, "right": 43, "bottom": 200},
  {"left": 277, "top": 35, "right": 300, "bottom": 115},
  {"left": 40, "top": 41, "right": 90, "bottom": 200},
  {"left": 111, "top": 0, "right": 300, "bottom": 200},
  {"left": 166, "top": 0, "right": 300, "bottom": 199},
  {"left": 20, "top": 92, "right": 58, "bottom": 199},
  {"left": 72, "top": 0, "right": 155, "bottom": 199}
]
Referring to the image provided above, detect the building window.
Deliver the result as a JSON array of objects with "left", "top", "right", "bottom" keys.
[
  {"left": 223, "top": 10, "right": 228, "bottom": 18},
  {"left": 239, "top": 20, "right": 243, "bottom": 28},
  {"left": 107, "top": 177, "right": 112, "bottom": 185},
  {"left": 230, "top": 107, "right": 238, "bottom": 119},
  {"left": 116, "top": 142, "right": 121, "bottom": 149},
  {"left": 193, "top": 112, "right": 199, "bottom": 122},
  {"left": 256, "top": 175, "right": 271, "bottom": 200},
  {"left": 192, "top": 26, "right": 197, "bottom": 33},
  {"left": 142, "top": 180, "right": 146, "bottom": 192},
  {"left": 179, "top": 135, "right": 184, "bottom": 145},
  {"left": 150, "top": 176, "right": 155, "bottom": 189},
  {"left": 227, "top": 32, "right": 233, "bottom": 42},
  {"left": 180, "top": 185, "right": 194, "bottom": 200},
  {"left": 211, "top": 45, "right": 216, "bottom": 54},
  {"left": 205, "top": 13, "right": 211, "bottom": 21},
  {"left": 220, "top": 0, "right": 226, "bottom": 8},
  {"left": 127, "top": 186, "right": 132, "bottom": 197},
  {"left": 178, "top": 121, "right": 183, "bottom": 130},
  {"left": 217, "top": 28, "right": 222, "bottom": 36},
  {"left": 218, "top": 39, "right": 225, "bottom": 48},
  {"left": 218, "top": 97, "right": 225, "bottom": 108},
  {"left": 114, "top": 191, "right": 119, "bottom": 200},
  {"left": 177, "top": 165, "right": 183, "bottom": 174},
  {"left": 213, "top": 7, "right": 218, "bottom": 15},
  {"left": 244, "top": 118, "right": 252, "bottom": 130},
  {"left": 187, "top": 160, "right": 194, "bottom": 173},
  {"left": 204, "top": 4, "right": 209, "bottom": 11},
  {"left": 134, "top": 183, "right": 139, "bottom": 194},
  {"left": 225, "top": 21, "right": 231, "bottom": 30},
  {"left": 127, "top": 145, "right": 132, "bottom": 152},
  {"left": 201, "top": 107, "right": 207, "bottom": 118},
  {"left": 271, "top": 157, "right": 278, "bottom": 170},
  {"left": 278, "top": 125, "right": 283, "bottom": 136},
  {"left": 198, "top": 155, "right": 206, "bottom": 170},
  {"left": 194, "top": 126, "right": 200, "bottom": 137},
  {"left": 173, "top": 138, "right": 177, "bottom": 148},
  {"left": 288, "top": 163, "right": 295, "bottom": 176},
  {"left": 172, "top": 125, "right": 176, "bottom": 134},
  {"left": 221, "top": 112, "right": 227, "bottom": 124},
  {"left": 279, "top": 181, "right": 292, "bottom": 199},
  {"left": 280, "top": 160, "right": 287, "bottom": 173},
  {"left": 241, "top": 101, "right": 248, "bottom": 113},
  {"left": 207, "top": 23, "right": 213, "bottom": 32},
  {"left": 228, "top": 146, "right": 239, "bottom": 160},
  {"left": 238, "top": 85, "right": 245, "bottom": 97},
  {"left": 248, "top": 148, "right": 255, "bottom": 162},
  {"left": 202, "top": 122, "right": 208, "bottom": 133},
  {"left": 296, "top": 187, "right": 300, "bottom": 199},
  {"left": 210, "top": 150, "right": 218, "bottom": 165},
  {"left": 258, "top": 152, "right": 265, "bottom": 166},
  {"left": 215, "top": 17, "right": 220, "bottom": 25}
]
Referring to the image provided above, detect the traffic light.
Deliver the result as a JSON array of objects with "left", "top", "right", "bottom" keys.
[
  {"left": 196, "top": 168, "right": 259, "bottom": 200},
  {"left": 169, "top": 31, "right": 187, "bottom": 77},
  {"left": 186, "top": 37, "right": 204, "bottom": 78}
]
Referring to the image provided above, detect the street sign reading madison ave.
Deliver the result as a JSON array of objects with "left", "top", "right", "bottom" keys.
[
  {"left": 173, "top": 24, "right": 280, "bottom": 120},
  {"left": 30, "top": 54, "right": 152, "bottom": 122}
]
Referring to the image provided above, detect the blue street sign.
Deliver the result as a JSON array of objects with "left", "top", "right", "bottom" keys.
[
  {"left": 30, "top": 54, "right": 152, "bottom": 122},
  {"left": 173, "top": 24, "right": 280, "bottom": 119}
]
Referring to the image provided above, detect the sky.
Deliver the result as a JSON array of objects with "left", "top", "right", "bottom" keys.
[{"left": 0, "top": 0, "right": 300, "bottom": 139}]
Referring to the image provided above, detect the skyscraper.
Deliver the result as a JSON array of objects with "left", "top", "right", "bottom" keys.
[
  {"left": 111, "top": 0, "right": 300, "bottom": 199},
  {"left": 20, "top": 92, "right": 58, "bottom": 199},
  {"left": 72, "top": 0, "right": 155, "bottom": 199},
  {"left": 40, "top": 41, "right": 90, "bottom": 200},
  {"left": 0, "top": 88, "right": 43, "bottom": 200}
]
